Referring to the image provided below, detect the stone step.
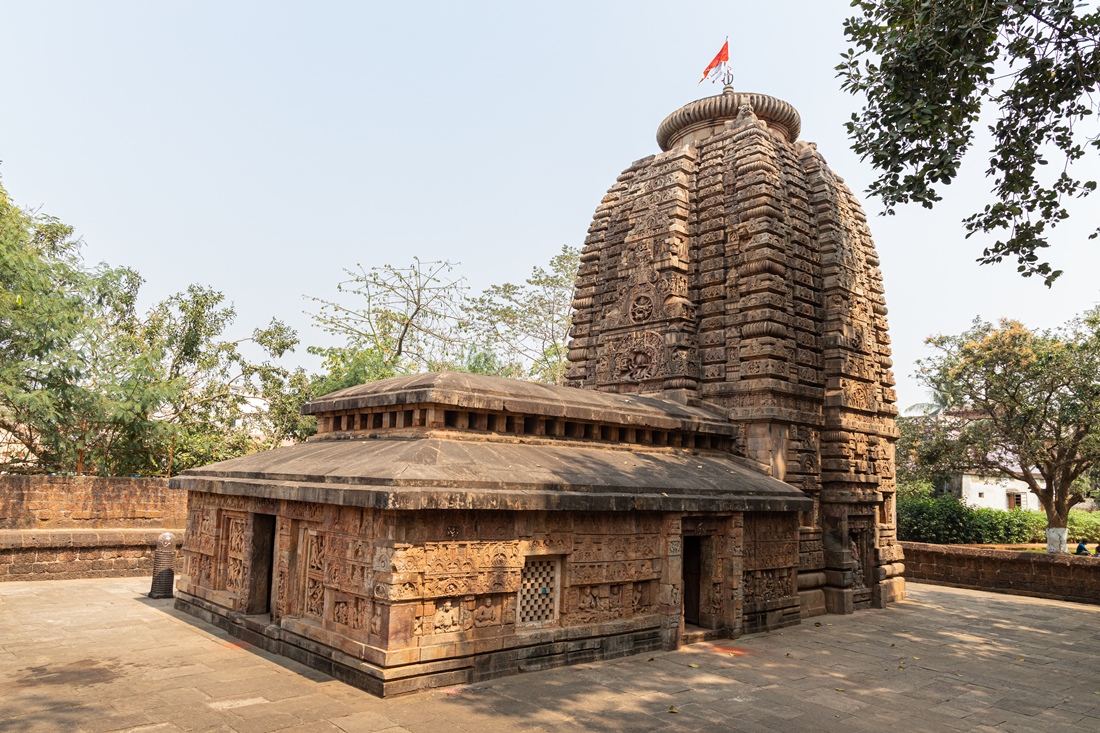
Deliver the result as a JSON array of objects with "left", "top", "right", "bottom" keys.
[{"left": 682, "top": 624, "right": 723, "bottom": 645}]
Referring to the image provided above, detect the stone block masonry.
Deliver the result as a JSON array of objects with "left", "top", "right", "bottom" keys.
[
  {"left": 173, "top": 83, "right": 904, "bottom": 696},
  {"left": 0, "top": 475, "right": 186, "bottom": 581},
  {"left": 0, "top": 529, "right": 184, "bottom": 580},
  {"left": 0, "top": 475, "right": 187, "bottom": 529},
  {"left": 901, "top": 541, "right": 1100, "bottom": 605}
]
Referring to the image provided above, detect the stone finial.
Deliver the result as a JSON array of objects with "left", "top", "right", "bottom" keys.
[{"left": 655, "top": 91, "right": 801, "bottom": 150}]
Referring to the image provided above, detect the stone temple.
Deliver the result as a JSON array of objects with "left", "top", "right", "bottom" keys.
[{"left": 172, "top": 87, "right": 903, "bottom": 696}]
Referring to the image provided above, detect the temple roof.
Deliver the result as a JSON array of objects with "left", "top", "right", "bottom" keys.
[
  {"left": 173, "top": 371, "right": 811, "bottom": 513},
  {"left": 303, "top": 371, "right": 735, "bottom": 435},
  {"left": 173, "top": 436, "right": 809, "bottom": 513}
]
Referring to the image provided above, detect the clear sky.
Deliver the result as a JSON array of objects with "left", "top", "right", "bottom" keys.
[{"left": 3, "top": 0, "right": 1098, "bottom": 409}]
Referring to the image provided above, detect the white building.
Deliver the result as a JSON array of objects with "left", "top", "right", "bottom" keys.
[{"left": 942, "top": 473, "right": 1041, "bottom": 511}]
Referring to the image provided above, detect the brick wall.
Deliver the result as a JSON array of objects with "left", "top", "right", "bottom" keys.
[
  {"left": 0, "top": 529, "right": 185, "bottom": 580},
  {"left": 0, "top": 475, "right": 187, "bottom": 529},
  {"left": 0, "top": 476, "right": 187, "bottom": 582},
  {"left": 901, "top": 542, "right": 1100, "bottom": 605}
]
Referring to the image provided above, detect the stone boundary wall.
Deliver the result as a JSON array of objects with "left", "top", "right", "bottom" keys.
[
  {"left": 0, "top": 476, "right": 187, "bottom": 581},
  {"left": 0, "top": 529, "right": 185, "bottom": 581},
  {"left": 0, "top": 475, "right": 187, "bottom": 529},
  {"left": 901, "top": 542, "right": 1100, "bottom": 605}
]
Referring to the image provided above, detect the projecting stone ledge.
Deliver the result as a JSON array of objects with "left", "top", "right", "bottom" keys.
[
  {"left": 175, "top": 437, "right": 810, "bottom": 513},
  {"left": 175, "top": 371, "right": 809, "bottom": 513}
]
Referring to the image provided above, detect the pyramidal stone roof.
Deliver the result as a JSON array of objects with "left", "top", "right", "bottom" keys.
[
  {"left": 178, "top": 371, "right": 809, "bottom": 513},
  {"left": 302, "top": 371, "right": 733, "bottom": 433}
]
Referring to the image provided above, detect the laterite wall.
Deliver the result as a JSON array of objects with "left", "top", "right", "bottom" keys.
[
  {"left": 0, "top": 475, "right": 186, "bottom": 581},
  {"left": 901, "top": 542, "right": 1100, "bottom": 605},
  {"left": 0, "top": 475, "right": 187, "bottom": 529}
]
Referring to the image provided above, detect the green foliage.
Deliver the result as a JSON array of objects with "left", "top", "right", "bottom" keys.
[
  {"left": 897, "top": 493, "right": 1100, "bottom": 544},
  {"left": 306, "top": 247, "right": 580, "bottom": 396},
  {"left": 1066, "top": 511, "right": 1100, "bottom": 544},
  {"left": 838, "top": 0, "right": 1100, "bottom": 284},
  {"left": 895, "top": 415, "right": 957, "bottom": 487},
  {"left": 913, "top": 311, "right": 1100, "bottom": 533},
  {"left": 896, "top": 495, "right": 976, "bottom": 544},
  {"left": 465, "top": 245, "right": 579, "bottom": 385},
  {"left": 896, "top": 479, "right": 934, "bottom": 499},
  {"left": 1, "top": 180, "right": 164, "bottom": 474},
  {"left": 969, "top": 507, "right": 1047, "bottom": 545},
  {"left": 0, "top": 178, "right": 301, "bottom": 475},
  {"left": 307, "top": 259, "right": 469, "bottom": 376}
]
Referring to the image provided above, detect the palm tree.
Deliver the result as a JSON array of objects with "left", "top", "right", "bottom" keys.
[{"left": 906, "top": 388, "right": 953, "bottom": 416}]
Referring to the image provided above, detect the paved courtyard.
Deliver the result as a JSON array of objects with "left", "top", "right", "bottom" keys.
[{"left": 1, "top": 578, "right": 1098, "bottom": 732}]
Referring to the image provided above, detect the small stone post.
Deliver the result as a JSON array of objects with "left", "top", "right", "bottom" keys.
[{"left": 149, "top": 532, "right": 177, "bottom": 599}]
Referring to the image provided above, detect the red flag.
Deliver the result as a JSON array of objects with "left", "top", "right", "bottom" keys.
[{"left": 699, "top": 40, "right": 730, "bottom": 83}]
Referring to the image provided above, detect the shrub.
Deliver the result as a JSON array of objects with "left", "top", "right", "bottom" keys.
[
  {"left": 898, "top": 494, "right": 1099, "bottom": 544},
  {"left": 1066, "top": 511, "right": 1100, "bottom": 543},
  {"left": 896, "top": 495, "right": 976, "bottom": 544},
  {"left": 969, "top": 507, "right": 1046, "bottom": 544}
]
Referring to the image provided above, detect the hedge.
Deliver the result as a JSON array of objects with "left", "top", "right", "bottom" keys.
[{"left": 897, "top": 495, "right": 1100, "bottom": 544}]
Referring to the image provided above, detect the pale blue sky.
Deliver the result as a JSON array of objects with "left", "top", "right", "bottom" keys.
[{"left": 3, "top": 0, "right": 1098, "bottom": 409}]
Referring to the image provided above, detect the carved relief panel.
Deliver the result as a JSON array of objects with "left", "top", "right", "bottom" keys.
[
  {"left": 215, "top": 512, "right": 246, "bottom": 596},
  {"left": 301, "top": 527, "right": 325, "bottom": 620}
]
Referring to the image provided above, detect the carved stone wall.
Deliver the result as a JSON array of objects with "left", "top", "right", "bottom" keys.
[
  {"left": 181, "top": 493, "right": 728, "bottom": 667},
  {"left": 567, "top": 89, "right": 902, "bottom": 613}
]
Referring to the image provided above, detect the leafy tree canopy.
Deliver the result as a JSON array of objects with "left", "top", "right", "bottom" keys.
[
  {"left": 838, "top": 0, "right": 1100, "bottom": 284},
  {"left": 909, "top": 310, "right": 1100, "bottom": 547},
  {"left": 465, "top": 245, "right": 579, "bottom": 385},
  {"left": 307, "top": 258, "right": 469, "bottom": 376},
  {"left": 306, "top": 247, "right": 580, "bottom": 393},
  {"left": 0, "top": 179, "right": 301, "bottom": 475}
]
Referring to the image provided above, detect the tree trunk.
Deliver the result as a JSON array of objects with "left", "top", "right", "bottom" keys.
[
  {"left": 1043, "top": 494, "right": 1071, "bottom": 554},
  {"left": 1046, "top": 527, "right": 1068, "bottom": 554},
  {"left": 166, "top": 434, "right": 176, "bottom": 478}
]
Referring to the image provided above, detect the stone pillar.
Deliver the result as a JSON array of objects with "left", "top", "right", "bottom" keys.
[{"left": 658, "top": 513, "right": 683, "bottom": 649}]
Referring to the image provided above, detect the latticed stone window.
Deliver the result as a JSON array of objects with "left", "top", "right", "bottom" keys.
[{"left": 518, "top": 556, "right": 560, "bottom": 626}]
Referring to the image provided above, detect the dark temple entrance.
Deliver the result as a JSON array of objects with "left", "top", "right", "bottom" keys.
[
  {"left": 246, "top": 513, "right": 277, "bottom": 615},
  {"left": 682, "top": 535, "right": 702, "bottom": 626}
]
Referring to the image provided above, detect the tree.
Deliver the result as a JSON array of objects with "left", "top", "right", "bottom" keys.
[
  {"left": 838, "top": 0, "right": 1100, "bottom": 285},
  {"left": 0, "top": 178, "right": 301, "bottom": 475},
  {"left": 465, "top": 245, "right": 579, "bottom": 385},
  {"left": 913, "top": 311, "right": 1100, "bottom": 551},
  {"left": 307, "top": 259, "right": 468, "bottom": 375},
  {"left": 0, "top": 180, "right": 169, "bottom": 474},
  {"left": 140, "top": 285, "right": 300, "bottom": 474},
  {"left": 905, "top": 388, "right": 953, "bottom": 417},
  {"left": 894, "top": 415, "right": 954, "bottom": 490}
]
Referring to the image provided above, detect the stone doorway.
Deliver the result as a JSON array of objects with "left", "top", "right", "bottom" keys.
[
  {"left": 682, "top": 535, "right": 702, "bottom": 626},
  {"left": 245, "top": 513, "right": 276, "bottom": 615}
]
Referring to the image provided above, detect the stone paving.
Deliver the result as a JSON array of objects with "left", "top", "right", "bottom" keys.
[{"left": 1, "top": 578, "right": 1099, "bottom": 732}]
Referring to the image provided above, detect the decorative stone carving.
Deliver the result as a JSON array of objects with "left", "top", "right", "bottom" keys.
[
  {"left": 305, "top": 578, "right": 324, "bottom": 617},
  {"left": 173, "top": 83, "right": 900, "bottom": 696},
  {"left": 472, "top": 597, "right": 499, "bottom": 628},
  {"left": 433, "top": 599, "right": 461, "bottom": 633},
  {"left": 742, "top": 569, "right": 793, "bottom": 604}
]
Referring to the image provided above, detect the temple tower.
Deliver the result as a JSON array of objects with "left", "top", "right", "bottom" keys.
[{"left": 566, "top": 88, "right": 904, "bottom": 613}]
